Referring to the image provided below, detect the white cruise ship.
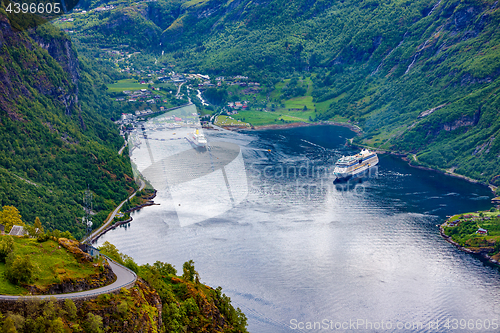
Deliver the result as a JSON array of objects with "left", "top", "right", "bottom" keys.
[
  {"left": 186, "top": 129, "right": 207, "bottom": 148},
  {"left": 333, "top": 149, "right": 378, "bottom": 181}
]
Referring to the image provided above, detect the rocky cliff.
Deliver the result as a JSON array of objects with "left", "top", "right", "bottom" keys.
[
  {"left": 0, "top": 15, "right": 79, "bottom": 119},
  {"left": 0, "top": 11, "right": 136, "bottom": 237}
]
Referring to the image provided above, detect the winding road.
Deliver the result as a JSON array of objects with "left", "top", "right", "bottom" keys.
[
  {"left": 176, "top": 81, "right": 185, "bottom": 99},
  {"left": 83, "top": 178, "right": 145, "bottom": 244},
  {"left": 0, "top": 258, "right": 137, "bottom": 301},
  {"left": 0, "top": 136, "right": 143, "bottom": 301},
  {"left": 118, "top": 141, "right": 127, "bottom": 155}
]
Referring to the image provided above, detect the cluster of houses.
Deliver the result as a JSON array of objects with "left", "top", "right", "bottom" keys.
[
  {"left": 227, "top": 101, "right": 248, "bottom": 110},
  {"left": 117, "top": 63, "right": 174, "bottom": 77},
  {"left": 187, "top": 74, "right": 210, "bottom": 81},
  {"left": 121, "top": 89, "right": 166, "bottom": 103},
  {"left": 446, "top": 213, "right": 500, "bottom": 235},
  {"left": 72, "top": 5, "right": 115, "bottom": 14},
  {"left": 157, "top": 73, "right": 186, "bottom": 83},
  {"left": 216, "top": 76, "right": 260, "bottom": 86},
  {"left": 93, "top": 5, "right": 115, "bottom": 12},
  {"left": 135, "top": 109, "right": 155, "bottom": 116},
  {"left": 119, "top": 109, "right": 154, "bottom": 124},
  {"left": 119, "top": 106, "right": 182, "bottom": 125},
  {"left": 181, "top": 74, "right": 261, "bottom": 89}
]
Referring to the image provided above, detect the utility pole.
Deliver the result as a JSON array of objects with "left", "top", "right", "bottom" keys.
[{"left": 83, "top": 186, "right": 93, "bottom": 243}]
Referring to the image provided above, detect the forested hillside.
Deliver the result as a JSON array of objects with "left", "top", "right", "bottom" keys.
[
  {"left": 1, "top": 0, "right": 499, "bottom": 239},
  {"left": 0, "top": 10, "right": 137, "bottom": 238},
  {"left": 65, "top": 0, "right": 500, "bottom": 188}
]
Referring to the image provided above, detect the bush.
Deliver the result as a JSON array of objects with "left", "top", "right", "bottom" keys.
[
  {"left": 0, "top": 236, "right": 14, "bottom": 262},
  {"left": 117, "top": 302, "right": 128, "bottom": 316},
  {"left": 3, "top": 316, "right": 17, "bottom": 333},
  {"left": 123, "top": 256, "right": 139, "bottom": 274},
  {"left": 85, "top": 313, "right": 103, "bottom": 333},
  {"left": 97, "top": 241, "right": 123, "bottom": 264},
  {"left": 182, "top": 260, "right": 199, "bottom": 283},
  {"left": 5, "top": 253, "right": 39, "bottom": 284},
  {"left": 37, "top": 233, "right": 50, "bottom": 242},
  {"left": 64, "top": 299, "right": 77, "bottom": 321},
  {"left": 153, "top": 261, "right": 176, "bottom": 276},
  {"left": 0, "top": 206, "right": 24, "bottom": 233}
]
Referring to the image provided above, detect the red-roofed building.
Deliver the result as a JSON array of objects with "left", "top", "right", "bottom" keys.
[{"left": 476, "top": 228, "right": 488, "bottom": 235}]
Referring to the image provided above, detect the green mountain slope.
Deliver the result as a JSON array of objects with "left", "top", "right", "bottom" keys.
[
  {"left": 8, "top": 0, "right": 500, "bottom": 188},
  {"left": 0, "top": 10, "right": 137, "bottom": 238},
  {"left": 85, "top": 0, "right": 499, "bottom": 187},
  {"left": 0, "top": 235, "right": 247, "bottom": 332}
]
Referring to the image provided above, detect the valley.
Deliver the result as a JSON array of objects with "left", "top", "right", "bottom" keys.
[
  {"left": 50, "top": 0, "right": 500, "bottom": 192},
  {"left": 1, "top": 0, "right": 500, "bottom": 330}
]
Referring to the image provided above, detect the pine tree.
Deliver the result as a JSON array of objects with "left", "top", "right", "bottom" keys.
[
  {"left": 2, "top": 317, "right": 17, "bottom": 333},
  {"left": 34, "top": 217, "right": 43, "bottom": 233},
  {"left": 0, "top": 236, "right": 14, "bottom": 262}
]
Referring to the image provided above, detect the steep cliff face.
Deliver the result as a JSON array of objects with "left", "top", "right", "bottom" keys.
[
  {"left": 60, "top": 0, "right": 500, "bottom": 185},
  {"left": 0, "top": 12, "right": 135, "bottom": 237},
  {"left": 380, "top": 1, "right": 500, "bottom": 183},
  {"left": 33, "top": 32, "right": 81, "bottom": 116},
  {"left": 0, "top": 15, "right": 79, "bottom": 118}
]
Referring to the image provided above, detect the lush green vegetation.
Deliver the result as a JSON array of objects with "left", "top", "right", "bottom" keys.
[
  {"left": 0, "top": 249, "right": 248, "bottom": 332},
  {"left": 106, "top": 79, "right": 145, "bottom": 92},
  {"left": 0, "top": 214, "right": 247, "bottom": 332},
  {"left": 0, "top": 9, "right": 140, "bottom": 238},
  {"left": 0, "top": 282, "right": 162, "bottom": 332},
  {"left": 442, "top": 208, "right": 500, "bottom": 259},
  {"left": 214, "top": 115, "right": 250, "bottom": 127},
  {"left": 0, "top": 236, "right": 103, "bottom": 295},
  {"left": 98, "top": 241, "right": 249, "bottom": 333},
  {"left": 0, "top": 219, "right": 247, "bottom": 332},
  {"left": 117, "top": 188, "right": 156, "bottom": 222},
  {"left": 59, "top": 0, "right": 500, "bottom": 187},
  {"left": 0, "top": 208, "right": 105, "bottom": 296},
  {"left": 0, "top": 6, "right": 252, "bottom": 332}
]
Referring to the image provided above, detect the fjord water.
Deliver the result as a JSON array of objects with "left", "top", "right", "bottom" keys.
[{"left": 96, "top": 125, "right": 499, "bottom": 332}]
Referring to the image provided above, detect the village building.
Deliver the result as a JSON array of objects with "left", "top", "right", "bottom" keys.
[
  {"left": 476, "top": 228, "right": 488, "bottom": 235},
  {"left": 9, "top": 225, "right": 26, "bottom": 236}
]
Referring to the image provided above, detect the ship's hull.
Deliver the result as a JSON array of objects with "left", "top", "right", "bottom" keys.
[{"left": 333, "top": 165, "right": 378, "bottom": 184}]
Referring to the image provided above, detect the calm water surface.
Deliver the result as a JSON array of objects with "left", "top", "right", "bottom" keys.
[{"left": 97, "top": 125, "right": 499, "bottom": 332}]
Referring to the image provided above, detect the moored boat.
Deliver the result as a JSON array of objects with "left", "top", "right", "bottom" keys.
[{"left": 186, "top": 128, "right": 208, "bottom": 148}]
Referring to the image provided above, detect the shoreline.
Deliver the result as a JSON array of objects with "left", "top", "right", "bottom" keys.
[
  {"left": 439, "top": 222, "right": 500, "bottom": 267},
  {"left": 92, "top": 190, "right": 158, "bottom": 244},
  {"left": 235, "top": 120, "right": 496, "bottom": 195},
  {"left": 91, "top": 217, "right": 133, "bottom": 244},
  {"left": 351, "top": 144, "right": 497, "bottom": 195},
  {"left": 241, "top": 120, "right": 362, "bottom": 134}
]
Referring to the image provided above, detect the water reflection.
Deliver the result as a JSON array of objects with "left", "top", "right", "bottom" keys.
[
  {"left": 98, "top": 125, "right": 496, "bottom": 333},
  {"left": 334, "top": 165, "right": 379, "bottom": 192}
]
